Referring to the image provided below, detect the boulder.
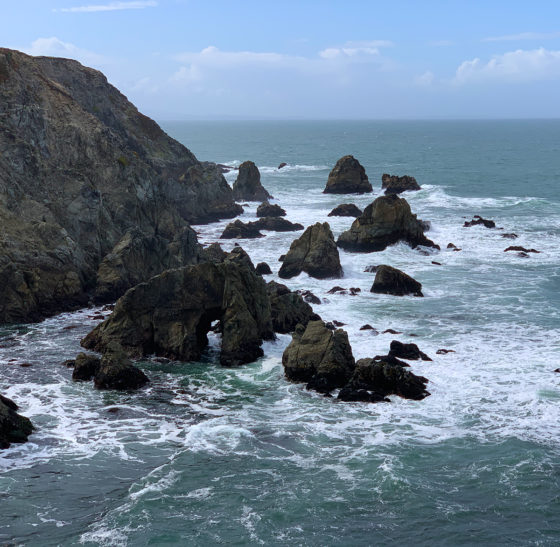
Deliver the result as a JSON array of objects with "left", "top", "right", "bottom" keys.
[
  {"left": 267, "top": 281, "right": 320, "bottom": 333},
  {"left": 464, "top": 215, "right": 495, "bottom": 228},
  {"left": 278, "top": 163, "right": 287, "bottom": 170},
  {"left": 282, "top": 320, "right": 355, "bottom": 393},
  {"left": 82, "top": 260, "right": 274, "bottom": 367},
  {"left": 253, "top": 217, "right": 304, "bottom": 232},
  {"left": 94, "top": 342, "right": 149, "bottom": 390},
  {"left": 381, "top": 173, "right": 421, "bottom": 194},
  {"left": 0, "top": 393, "right": 34, "bottom": 449},
  {"left": 389, "top": 340, "right": 432, "bottom": 361},
  {"left": 220, "top": 220, "right": 264, "bottom": 239},
  {"left": 328, "top": 204, "right": 362, "bottom": 217},
  {"left": 279, "top": 223, "right": 343, "bottom": 279},
  {"left": 232, "top": 161, "right": 272, "bottom": 201},
  {"left": 323, "top": 155, "right": 372, "bottom": 194},
  {"left": 337, "top": 195, "right": 438, "bottom": 252},
  {"left": 255, "top": 262, "right": 272, "bottom": 275},
  {"left": 504, "top": 246, "right": 540, "bottom": 254},
  {"left": 256, "top": 202, "right": 286, "bottom": 217},
  {"left": 72, "top": 353, "right": 101, "bottom": 381},
  {"left": 371, "top": 265, "right": 423, "bottom": 297}
]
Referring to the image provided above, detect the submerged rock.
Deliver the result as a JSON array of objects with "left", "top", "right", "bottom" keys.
[
  {"left": 371, "top": 265, "right": 423, "bottom": 297},
  {"left": 267, "top": 281, "right": 320, "bottom": 334},
  {"left": 337, "top": 195, "right": 438, "bottom": 252},
  {"left": 323, "top": 156, "right": 372, "bottom": 194},
  {"left": 232, "top": 161, "right": 272, "bottom": 201},
  {"left": 279, "top": 222, "right": 343, "bottom": 279},
  {"left": 328, "top": 204, "right": 363, "bottom": 217},
  {"left": 256, "top": 202, "right": 286, "bottom": 218},
  {"left": 504, "top": 246, "right": 540, "bottom": 254},
  {"left": 464, "top": 215, "right": 496, "bottom": 228},
  {"left": 389, "top": 340, "right": 432, "bottom": 361},
  {"left": 381, "top": 173, "right": 421, "bottom": 194},
  {"left": 0, "top": 393, "right": 34, "bottom": 449},
  {"left": 278, "top": 162, "right": 287, "bottom": 170}
]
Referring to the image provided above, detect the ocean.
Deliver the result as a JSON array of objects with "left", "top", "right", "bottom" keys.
[{"left": 1, "top": 120, "right": 559, "bottom": 545}]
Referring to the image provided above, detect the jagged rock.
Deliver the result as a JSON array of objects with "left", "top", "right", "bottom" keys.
[
  {"left": 282, "top": 320, "right": 355, "bottom": 393},
  {"left": 297, "top": 290, "right": 321, "bottom": 305},
  {"left": 372, "top": 353, "right": 410, "bottom": 368},
  {"left": 267, "top": 281, "right": 320, "bottom": 334},
  {"left": 0, "top": 48, "right": 242, "bottom": 324},
  {"left": 504, "top": 246, "right": 540, "bottom": 254},
  {"left": 201, "top": 243, "right": 228, "bottom": 263},
  {"left": 94, "top": 226, "right": 201, "bottom": 303},
  {"left": 232, "top": 161, "right": 272, "bottom": 201},
  {"left": 436, "top": 348, "right": 455, "bottom": 355},
  {"left": 253, "top": 217, "right": 304, "bottom": 232},
  {"left": 72, "top": 353, "right": 101, "bottom": 381},
  {"left": 225, "top": 246, "right": 256, "bottom": 270},
  {"left": 256, "top": 202, "right": 286, "bottom": 218},
  {"left": 94, "top": 342, "right": 149, "bottom": 390},
  {"left": 327, "top": 286, "right": 347, "bottom": 294},
  {"left": 323, "top": 156, "right": 372, "bottom": 194},
  {"left": 81, "top": 260, "right": 274, "bottom": 367},
  {"left": 278, "top": 163, "right": 287, "bottom": 170},
  {"left": 337, "top": 195, "right": 438, "bottom": 252},
  {"left": 279, "top": 223, "right": 343, "bottom": 279},
  {"left": 278, "top": 254, "right": 286, "bottom": 262},
  {"left": 360, "top": 325, "right": 379, "bottom": 334},
  {"left": 328, "top": 204, "right": 362, "bottom": 217},
  {"left": 501, "top": 233, "right": 518, "bottom": 239},
  {"left": 0, "top": 393, "right": 34, "bottom": 449},
  {"left": 371, "top": 265, "right": 423, "bottom": 297},
  {"left": 220, "top": 220, "right": 264, "bottom": 239},
  {"left": 255, "top": 262, "right": 272, "bottom": 275},
  {"left": 389, "top": 340, "right": 432, "bottom": 361},
  {"left": 381, "top": 173, "right": 421, "bottom": 194},
  {"left": 464, "top": 215, "right": 495, "bottom": 228}
]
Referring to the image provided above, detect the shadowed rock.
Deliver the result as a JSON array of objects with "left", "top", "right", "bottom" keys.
[
  {"left": 337, "top": 195, "right": 437, "bottom": 252},
  {"left": 381, "top": 173, "right": 421, "bottom": 194},
  {"left": 464, "top": 215, "right": 495, "bottom": 228},
  {"left": 220, "top": 220, "right": 264, "bottom": 239},
  {"left": 255, "top": 262, "right": 272, "bottom": 275},
  {"left": 504, "top": 246, "right": 540, "bottom": 254},
  {"left": 371, "top": 265, "right": 423, "bottom": 297},
  {"left": 232, "top": 161, "right": 272, "bottom": 201},
  {"left": 0, "top": 393, "right": 34, "bottom": 449},
  {"left": 256, "top": 202, "right": 286, "bottom": 217},
  {"left": 323, "top": 156, "right": 372, "bottom": 194},
  {"left": 267, "top": 281, "right": 320, "bottom": 334},
  {"left": 253, "top": 217, "right": 304, "bottom": 232},
  {"left": 94, "top": 342, "right": 149, "bottom": 390},
  {"left": 279, "top": 222, "right": 343, "bottom": 279},
  {"left": 328, "top": 204, "right": 362, "bottom": 217},
  {"left": 389, "top": 340, "right": 432, "bottom": 361},
  {"left": 72, "top": 353, "right": 101, "bottom": 381},
  {"left": 201, "top": 243, "right": 228, "bottom": 263}
]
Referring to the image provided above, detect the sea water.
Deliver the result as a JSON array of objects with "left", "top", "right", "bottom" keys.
[{"left": 1, "top": 120, "right": 559, "bottom": 545}]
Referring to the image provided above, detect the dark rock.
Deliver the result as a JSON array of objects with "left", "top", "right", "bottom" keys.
[
  {"left": 436, "top": 348, "right": 456, "bottom": 355},
  {"left": 61, "top": 359, "right": 75, "bottom": 368},
  {"left": 279, "top": 254, "right": 286, "bottom": 262},
  {"left": 232, "top": 161, "right": 272, "bottom": 201},
  {"left": 432, "top": 261, "right": 442, "bottom": 265},
  {"left": 0, "top": 393, "right": 34, "bottom": 449},
  {"left": 267, "top": 281, "right": 320, "bottom": 334},
  {"left": 63, "top": 324, "right": 80, "bottom": 330},
  {"left": 371, "top": 265, "right": 423, "bottom": 297},
  {"left": 256, "top": 202, "right": 286, "bottom": 218},
  {"left": 93, "top": 342, "right": 149, "bottom": 390},
  {"left": 504, "top": 246, "right": 540, "bottom": 254},
  {"left": 325, "top": 322, "right": 336, "bottom": 330},
  {"left": 278, "top": 163, "right": 288, "bottom": 170},
  {"left": 253, "top": 217, "right": 304, "bottom": 232},
  {"left": 364, "top": 265, "right": 378, "bottom": 273},
  {"left": 337, "top": 195, "right": 438, "bottom": 252},
  {"left": 220, "top": 220, "right": 264, "bottom": 239},
  {"left": 332, "top": 320, "right": 345, "bottom": 327},
  {"left": 282, "top": 321, "right": 355, "bottom": 393},
  {"left": 464, "top": 215, "right": 496, "bottom": 228},
  {"left": 255, "top": 262, "right": 272, "bottom": 275},
  {"left": 327, "top": 286, "right": 347, "bottom": 294},
  {"left": 82, "top": 260, "right": 274, "bottom": 367},
  {"left": 298, "top": 290, "right": 321, "bottom": 305},
  {"left": 554, "top": 368, "right": 560, "bottom": 373},
  {"left": 389, "top": 340, "right": 432, "bottom": 361},
  {"left": 517, "top": 252, "right": 530, "bottom": 258},
  {"left": 383, "top": 329, "right": 402, "bottom": 334},
  {"left": 201, "top": 242, "right": 228, "bottom": 263},
  {"left": 501, "top": 233, "right": 518, "bottom": 239},
  {"left": 372, "top": 353, "right": 410, "bottom": 368},
  {"left": 19, "top": 363, "right": 33, "bottom": 368},
  {"left": 279, "top": 222, "right": 343, "bottom": 279},
  {"left": 381, "top": 173, "right": 421, "bottom": 194},
  {"left": 72, "top": 353, "right": 101, "bottom": 381},
  {"left": 225, "top": 246, "right": 256, "bottom": 271},
  {"left": 216, "top": 164, "right": 238, "bottom": 173},
  {"left": 328, "top": 204, "right": 362, "bottom": 217},
  {"left": 337, "top": 387, "right": 390, "bottom": 403},
  {"left": 323, "top": 155, "right": 372, "bottom": 194},
  {"left": 360, "top": 324, "right": 376, "bottom": 331},
  {"left": 349, "top": 287, "right": 361, "bottom": 295}
]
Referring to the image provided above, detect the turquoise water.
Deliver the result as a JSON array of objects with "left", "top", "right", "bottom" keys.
[{"left": 1, "top": 121, "right": 559, "bottom": 545}]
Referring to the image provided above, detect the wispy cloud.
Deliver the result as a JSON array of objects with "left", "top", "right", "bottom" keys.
[
  {"left": 56, "top": 1, "right": 157, "bottom": 13},
  {"left": 21, "top": 37, "right": 107, "bottom": 66},
  {"left": 482, "top": 31, "right": 560, "bottom": 42},
  {"left": 414, "top": 70, "right": 434, "bottom": 86}
]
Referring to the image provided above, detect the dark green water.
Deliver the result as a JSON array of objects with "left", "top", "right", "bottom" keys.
[{"left": 1, "top": 121, "right": 559, "bottom": 545}]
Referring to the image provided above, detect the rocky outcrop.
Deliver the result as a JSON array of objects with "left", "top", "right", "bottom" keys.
[
  {"left": 279, "top": 223, "right": 343, "bottom": 279},
  {"left": 201, "top": 243, "right": 228, "bottom": 263},
  {"left": 381, "top": 174, "right": 421, "bottom": 194},
  {"left": 464, "top": 215, "right": 495, "bottom": 228},
  {"left": 282, "top": 320, "right": 355, "bottom": 393},
  {"left": 267, "top": 281, "right": 320, "bottom": 333},
  {"left": 370, "top": 265, "right": 423, "bottom": 297},
  {"left": 220, "top": 220, "right": 264, "bottom": 239},
  {"left": 255, "top": 262, "right": 272, "bottom": 275},
  {"left": 253, "top": 217, "right": 304, "bottom": 232},
  {"left": 278, "top": 163, "right": 287, "bottom": 170},
  {"left": 0, "top": 48, "right": 242, "bottom": 324},
  {"left": 337, "top": 195, "right": 437, "bottom": 252},
  {"left": 81, "top": 259, "right": 274, "bottom": 367},
  {"left": 0, "top": 393, "right": 34, "bottom": 449},
  {"left": 504, "top": 246, "right": 540, "bottom": 254},
  {"left": 256, "top": 202, "right": 286, "bottom": 217},
  {"left": 389, "top": 340, "right": 432, "bottom": 361},
  {"left": 94, "top": 342, "right": 149, "bottom": 390},
  {"left": 328, "top": 204, "right": 362, "bottom": 217},
  {"left": 72, "top": 353, "right": 102, "bottom": 381},
  {"left": 323, "top": 156, "right": 372, "bottom": 194},
  {"left": 232, "top": 161, "right": 272, "bottom": 201}
]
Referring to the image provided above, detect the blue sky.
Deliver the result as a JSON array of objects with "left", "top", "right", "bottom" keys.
[{"left": 5, "top": 1, "right": 560, "bottom": 119}]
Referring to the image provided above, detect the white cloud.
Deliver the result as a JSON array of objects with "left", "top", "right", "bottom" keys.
[
  {"left": 454, "top": 48, "right": 560, "bottom": 84},
  {"left": 56, "top": 1, "right": 157, "bottom": 13},
  {"left": 482, "top": 31, "right": 560, "bottom": 42},
  {"left": 21, "top": 37, "right": 106, "bottom": 66},
  {"left": 415, "top": 70, "right": 434, "bottom": 86},
  {"left": 319, "top": 40, "right": 392, "bottom": 59}
]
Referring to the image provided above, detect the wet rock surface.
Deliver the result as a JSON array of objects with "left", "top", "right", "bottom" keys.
[
  {"left": 464, "top": 215, "right": 496, "bottom": 228},
  {"left": 256, "top": 202, "right": 286, "bottom": 217},
  {"left": 389, "top": 340, "right": 432, "bottom": 361},
  {"left": 381, "top": 173, "right": 421, "bottom": 194},
  {"left": 220, "top": 220, "right": 264, "bottom": 239},
  {"left": 0, "top": 393, "right": 34, "bottom": 449},
  {"left": 371, "top": 265, "right": 423, "bottom": 297},
  {"left": 328, "top": 204, "right": 363, "bottom": 217},
  {"left": 232, "top": 161, "right": 272, "bottom": 201},
  {"left": 323, "top": 155, "right": 372, "bottom": 194},
  {"left": 267, "top": 281, "right": 320, "bottom": 334}
]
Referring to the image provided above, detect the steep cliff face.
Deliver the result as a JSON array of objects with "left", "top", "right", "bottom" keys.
[{"left": 0, "top": 48, "right": 241, "bottom": 323}]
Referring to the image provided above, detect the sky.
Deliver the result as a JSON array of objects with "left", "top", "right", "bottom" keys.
[{"left": 4, "top": 1, "right": 560, "bottom": 119}]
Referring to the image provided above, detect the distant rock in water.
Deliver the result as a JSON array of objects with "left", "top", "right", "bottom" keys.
[
  {"left": 278, "top": 163, "right": 288, "bottom": 170},
  {"left": 232, "top": 161, "right": 272, "bottom": 201},
  {"left": 220, "top": 220, "right": 264, "bottom": 239},
  {"left": 256, "top": 202, "right": 286, "bottom": 218},
  {"left": 328, "top": 204, "right": 362, "bottom": 217},
  {"left": 279, "top": 222, "right": 343, "bottom": 279},
  {"left": 464, "top": 215, "right": 496, "bottom": 228},
  {"left": 389, "top": 340, "right": 432, "bottom": 361},
  {"left": 0, "top": 393, "right": 34, "bottom": 449},
  {"left": 501, "top": 233, "right": 518, "bottom": 239},
  {"left": 371, "top": 265, "right": 423, "bottom": 297},
  {"left": 220, "top": 217, "right": 302, "bottom": 239},
  {"left": 323, "top": 156, "right": 372, "bottom": 194},
  {"left": 504, "top": 246, "right": 540, "bottom": 254},
  {"left": 0, "top": 48, "right": 242, "bottom": 324},
  {"left": 337, "top": 195, "right": 438, "bottom": 252},
  {"left": 381, "top": 173, "right": 421, "bottom": 194},
  {"left": 253, "top": 217, "right": 304, "bottom": 232}
]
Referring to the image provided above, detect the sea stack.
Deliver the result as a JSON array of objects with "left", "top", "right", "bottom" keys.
[
  {"left": 232, "top": 161, "right": 272, "bottom": 201},
  {"left": 323, "top": 155, "right": 372, "bottom": 194}
]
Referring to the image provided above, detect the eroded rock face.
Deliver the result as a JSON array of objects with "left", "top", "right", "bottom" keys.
[
  {"left": 282, "top": 320, "right": 355, "bottom": 393},
  {"left": 381, "top": 174, "right": 421, "bottom": 194},
  {"left": 371, "top": 265, "right": 423, "bottom": 297},
  {"left": 337, "top": 195, "right": 437, "bottom": 252},
  {"left": 0, "top": 393, "right": 34, "bottom": 449},
  {"left": 256, "top": 202, "right": 286, "bottom": 217},
  {"left": 323, "top": 156, "right": 372, "bottom": 194},
  {"left": 267, "top": 281, "right": 320, "bottom": 333},
  {"left": 81, "top": 259, "right": 274, "bottom": 367},
  {"left": 279, "top": 223, "right": 343, "bottom": 279},
  {"left": 232, "top": 161, "right": 272, "bottom": 201},
  {"left": 0, "top": 48, "right": 242, "bottom": 324},
  {"left": 328, "top": 204, "right": 362, "bottom": 217}
]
